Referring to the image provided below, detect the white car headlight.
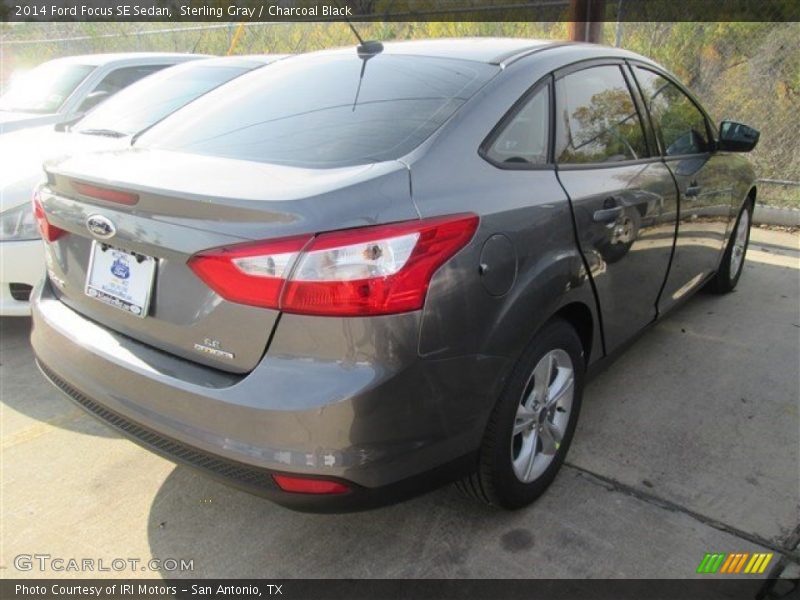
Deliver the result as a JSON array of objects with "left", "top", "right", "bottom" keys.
[{"left": 0, "top": 202, "right": 40, "bottom": 241}]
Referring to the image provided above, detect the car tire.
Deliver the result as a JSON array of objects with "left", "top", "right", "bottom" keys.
[
  {"left": 706, "top": 200, "right": 753, "bottom": 294},
  {"left": 457, "top": 318, "right": 585, "bottom": 509}
]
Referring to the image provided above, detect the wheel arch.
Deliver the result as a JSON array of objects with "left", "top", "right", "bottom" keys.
[{"left": 552, "top": 301, "right": 595, "bottom": 365}]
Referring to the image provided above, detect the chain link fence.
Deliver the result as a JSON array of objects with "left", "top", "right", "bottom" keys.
[{"left": 1, "top": 20, "right": 798, "bottom": 206}]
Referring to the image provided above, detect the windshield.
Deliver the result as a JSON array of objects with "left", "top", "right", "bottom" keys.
[
  {"left": 137, "top": 53, "right": 497, "bottom": 168},
  {"left": 74, "top": 64, "right": 252, "bottom": 137},
  {"left": 0, "top": 62, "right": 94, "bottom": 114}
]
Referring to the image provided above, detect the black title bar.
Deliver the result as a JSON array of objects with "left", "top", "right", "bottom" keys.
[
  {"left": 1, "top": 578, "right": 785, "bottom": 600},
  {"left": 2, "top": 0, "right": 800, "bottom": 23}
]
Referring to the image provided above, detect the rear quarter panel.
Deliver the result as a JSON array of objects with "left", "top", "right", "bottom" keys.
[{"left": 408, "top": 52, "right": 603, "bottom": 375}]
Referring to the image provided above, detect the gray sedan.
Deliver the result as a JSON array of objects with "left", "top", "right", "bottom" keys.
[{"left": 31, "top": 39, "right": 759, "bottom": 511}]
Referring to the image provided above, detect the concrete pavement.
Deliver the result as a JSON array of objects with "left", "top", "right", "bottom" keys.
[{"left": 1, "top": 228, "right": 798, "bottom": 582}]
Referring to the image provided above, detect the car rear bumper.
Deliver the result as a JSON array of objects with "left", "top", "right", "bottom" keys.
[
  {"left": 31, "top": 279, "right": 509, "bottom": 511},
  {"left": 0, "top": 239, "right": 44, "bottom": 316}
]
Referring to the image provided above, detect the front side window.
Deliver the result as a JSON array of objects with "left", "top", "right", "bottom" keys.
[
  {"left": 556, "top": 65, "right": 648, "bottom": 164},
  {"left": 0, "top": 62, "right": 94, "bottom": 114},
  {"left": 634, "top": 67, "right": 710, "bottom": 156},
  {"left": 137, "top": 54, "right": 497, "bottom": 168},
  {"left": 485, "top": 84, "right": 549, "bottom": 166}
]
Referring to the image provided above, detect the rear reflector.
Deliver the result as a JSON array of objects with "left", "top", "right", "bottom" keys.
[
  {"left": 272, "top": 474, "right": 350, "bottom": 495},
  {"left": 188, "top": 214, "right": 479, "bottom": 316},
  {"left": 32, "top": 188, "right": 65, "bottom": 242},
  {"left": 72, "top": 181, "right": 139, "bottom": 206}
]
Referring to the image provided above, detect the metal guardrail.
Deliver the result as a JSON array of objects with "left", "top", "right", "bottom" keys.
[{"left": 758, "top": 178, "right": 800, "bottom": 187}]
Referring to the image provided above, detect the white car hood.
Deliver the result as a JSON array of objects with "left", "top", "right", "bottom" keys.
[{"left": 0, "top": 111, "right": 63, "bottom": 134}]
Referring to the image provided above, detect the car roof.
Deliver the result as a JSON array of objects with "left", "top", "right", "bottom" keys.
[
  {"left": 223, "top": 54, "right": 292, "bottom": 67},
  {"left": 370, "top": 38, "right": 561, "bottom": 64},
  {"left": 44, "top": 52, "right": 203, "bottom": 67},
  {"left": 315, "top": 38, "right": 657, "bottom": 69},
  {"left": 137, "top": 55, "right": 286, "bottom": 77}
]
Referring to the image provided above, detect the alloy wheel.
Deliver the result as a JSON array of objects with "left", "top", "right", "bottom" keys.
[
  {"left": 511, "top": 349, "right": 575, "bottom": 483},
  {"left": 730, "top": 208, "right": 750, "bottom": 280}
]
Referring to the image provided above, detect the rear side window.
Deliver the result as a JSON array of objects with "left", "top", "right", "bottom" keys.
[
  {"left": 634, "top": 67, "right": 710, "bottom": 156},
  {"left": 484, "top": 84, "right": 549, "bottom": 166},
  {"left": 556, "top": 65, "right": 648, "bottom": 164},
  {"left": 92, "top": 65, "right": 166, "bottom": 95},
  {"left": 137, "top": 54, "right": 496, "bottom": 168}
]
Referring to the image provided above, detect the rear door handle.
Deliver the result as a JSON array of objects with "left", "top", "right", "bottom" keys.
[{"left": 593, "top": 205, "right": 624, "bottom": 223}]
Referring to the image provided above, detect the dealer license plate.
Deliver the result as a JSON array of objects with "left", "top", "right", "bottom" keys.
[{"left": 85, "top": 241, "right": 156, "bottom": 318}]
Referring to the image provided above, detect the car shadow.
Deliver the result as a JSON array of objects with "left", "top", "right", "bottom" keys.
[
  {"left": 0, "top": 316, "right": 116, "bottom": 438},
  {"left": 145, "top": 464, "right": 517, "bottom": 579}
]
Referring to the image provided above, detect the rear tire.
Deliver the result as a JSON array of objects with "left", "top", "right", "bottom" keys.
[
  {"left": 707, "top": 200, "right": 752, "bottom": 294},
  {"left": 458, "top": 318, "right": 585, "bottom": 509}
]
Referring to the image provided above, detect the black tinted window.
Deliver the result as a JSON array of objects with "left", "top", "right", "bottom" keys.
[
  {"left": 485, "top": 84, "right": 549, "bottom": 166},
  {"left": 556, "top": 65, "right": 648, "bottom": 164},
  {"left": 92, "top": 65, "right": 166, "bottom": 95},
  {"left": 138, "top": 54, "right": 496, "bottom": 168},
  {"left": 635, "top": 67, "right": 710, "bottom": 156}
]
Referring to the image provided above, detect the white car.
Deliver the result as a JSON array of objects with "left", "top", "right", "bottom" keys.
[
  {"left": 0, "top": 55, "right": 288, "bottom": 316},
  {"left": 0, "top": 52, "right": 201, "bottom": 135}
]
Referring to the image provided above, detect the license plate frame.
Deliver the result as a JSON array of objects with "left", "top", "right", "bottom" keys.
[{"left": 85, "top": 241, "right": 156, "bottom": 318}]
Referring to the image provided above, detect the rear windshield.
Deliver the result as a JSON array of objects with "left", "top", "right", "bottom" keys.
[
  {"left": 74, "top": 64, "right": 252, "bottom": 137},
  {"left": 137, "top": 53, "right": 497, "bottom": 168}
]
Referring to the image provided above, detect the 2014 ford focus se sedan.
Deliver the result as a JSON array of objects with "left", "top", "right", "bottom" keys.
[{"left": 31, "top": 39, "right": 759, "bottom": 512}]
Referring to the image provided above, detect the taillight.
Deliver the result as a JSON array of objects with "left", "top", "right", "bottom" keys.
[
  {"left": 188, "top": 214, "right": 479, "bottom": 316},
  {"left": 32, "top": 188, "right": 65, "bottom": 242},
  {"left": 272, "top": 474, "right": 350, "bottom": 495},
  {"left": 188, "top": 235, "right": 312, "bottom": 308}
]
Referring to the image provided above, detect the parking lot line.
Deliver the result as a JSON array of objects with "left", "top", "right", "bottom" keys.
[{"left": 1, "top": 407, "right": 85, "bottom": 451}]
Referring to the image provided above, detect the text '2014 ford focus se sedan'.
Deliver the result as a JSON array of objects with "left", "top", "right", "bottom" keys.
[{"left": 31, "top": 39, "right": 759, "bottom": 512}]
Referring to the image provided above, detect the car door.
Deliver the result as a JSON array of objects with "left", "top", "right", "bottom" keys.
[
  {"left": 554, "top": 62, "right": 679, "bottom": 353},
  {"left": 631, "top": 66, "right": 733, "bottom": 312}
]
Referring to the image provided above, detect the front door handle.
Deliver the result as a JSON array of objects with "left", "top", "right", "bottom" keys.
[
  {"left": 593, "top": 205, "right": 624, "bottom": 223},
  {"left": 685, "top": 184, "right": 702, "bottom": 198}
]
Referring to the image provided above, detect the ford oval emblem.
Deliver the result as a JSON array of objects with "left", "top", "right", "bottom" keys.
[{"left": 86, "top": 214, "right": 116, "bottom": 240}]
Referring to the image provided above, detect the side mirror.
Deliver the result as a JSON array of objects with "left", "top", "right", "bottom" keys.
[
  {"left": 717, "top": 120, "right": 760, "bottom": 153},
  {"left": 77, "top": 90, "right": 111, "bottom": 113}
]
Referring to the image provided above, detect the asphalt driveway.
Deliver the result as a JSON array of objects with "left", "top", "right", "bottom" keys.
[{"left": 1, "top": 227, "right": 798, "bottom": 584}]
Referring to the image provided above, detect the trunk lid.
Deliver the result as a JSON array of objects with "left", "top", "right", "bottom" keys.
[{"left": 41, "top": 148, "right": 416, "bottom": 373}]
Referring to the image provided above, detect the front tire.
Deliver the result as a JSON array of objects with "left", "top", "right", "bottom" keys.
[
  {"left": 458, "top": 319, "right": 585, "bottom": 509},
  {"left": 707, "top": 200, "right": 752, "bottom": 294}
]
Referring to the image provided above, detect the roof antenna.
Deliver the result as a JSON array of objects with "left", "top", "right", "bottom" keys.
[
  {"left": 335, "top": 0, "right": 384, "bottom": 57},
  {"left": 335, "top": 3, "right": 384, "bottom": 111}
]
